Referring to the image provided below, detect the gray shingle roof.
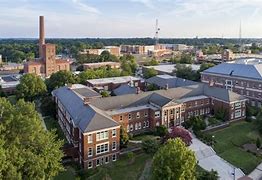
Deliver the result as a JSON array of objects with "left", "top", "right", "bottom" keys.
[
  {"left": 202, "top": 63, "right": 262, "bottom": 80},
  {"left": 52, "top": 86, "right": 119, "bottom": 133},
  {"left": 53, "top": 81, "right": 246, "bottom": 133},
  {"left": 112, "top": 84, "right": 137, "bottom": 96},
  {"left": 146, "top": 75, "right": 197, "bottom": 89}
]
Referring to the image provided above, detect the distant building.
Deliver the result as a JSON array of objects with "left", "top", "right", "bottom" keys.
[
  {"left": 221, "top": 49, "right": 235, "bottom": 61},
  {"left": 0, "top": 74, "right": 21, "bottom": 94},
  {"left": 201, "top": 58, "right": 262, "bottom": 107},
  {"left": 0, "top": 55, "right": 2, "bottom": 64},
  {"left": 24, "top": 16, "right": 70, "bottom": 77},
  {"left": 142, "top": 64, "right": 201, "bottom": 76},
  {"left": 80, "top": 46, "right": 120, "bottom": 57},
  {"left": 83, "top": 62, "right": 121, "bottom": 70},
  {"left": 0, "top": 63, "right": 24, "bottom": 71},
  {"left": 86, "top": 76, "right": 143, "bottom": 92},
  {"left": 145, "top": 75, "right": 197, "bottom": 89}
]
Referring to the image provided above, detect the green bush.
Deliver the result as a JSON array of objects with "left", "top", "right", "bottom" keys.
[
  {"left": 155, "top": 125, "right": 168, "bottom": 137},
  {"left": 142, "top": 137, "right": 159, "bottom": 154}
]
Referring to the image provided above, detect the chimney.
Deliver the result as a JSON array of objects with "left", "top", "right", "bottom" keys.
[
  {"left": 83, "top": 97, "right": 91, "bottom": 105},
  {"left": 136, "top": 87, "right": 141, "bottom": 94},
  {"left": 39, "top": 16, "right": 45, "bottom": 58}
]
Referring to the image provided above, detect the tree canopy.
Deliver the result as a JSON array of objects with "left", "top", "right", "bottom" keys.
[
  {"left": 144, "top": 68, "right": 158, "bottom": 79},
  {"left": 0, "top": 98, "right": 64, "bottom": 179},
  {"left": 152, "top": 138, "right": 197, "bottom": 180},
  {"left": 46, "top": 70, "right": 77, "bottom": 92},
  {"left": 16, "top": 74, "right": 47, "bottom": 101}
]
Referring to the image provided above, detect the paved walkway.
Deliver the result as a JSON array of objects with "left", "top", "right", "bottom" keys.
[
  {"left": 189, "top": 138, "right": 245, "bottom": 180},
  {"left": 249, "top": 162, "right": 262, "bottom": 180}
]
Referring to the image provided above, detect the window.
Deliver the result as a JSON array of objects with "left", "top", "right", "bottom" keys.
[
  {"left": 135, "top": 123, "right": 138, "bottom": 130},
  {"left": 112, "top": 129, "right": 116, "bottom": 137},
  {"left": 96, "top": 131, "right": 109, "bottom": 141},
  {"left": 231, "top": 104, "right": 234, "bottom": 110},
  {"left": 88, "top": 134, "right": 93, "bottom": 143},
  {"left": 112, "top": 141, "right": 116, "bottom": 150},
  {"left": 146, "top": 121, "right": 149, "bottom": 127},
  {"left": 144, "top": 111, "right": 148, "bottom": 117},
  {"left": 156, "top": 122, "right": 160, "bottom": 126},
  {"left": 119, "top": 115, "right": 123, "bottom": 121},
  {"left": 246, "top": 91, "right": 249, "bottom": 96},
  {"left": 127, "top": 125, "right": 130, "bottom": 132},
  {"left": 88, "top": 147, "right": 93, "bottom": 157},
  {"left": 143, "top": 121, "right": 146, "bottom": 128},
  {"left": 130, "top": 124, "right": 133, "bottom": 131},
  {"left": 235, "top": 110, "right": 241, "bottom": 118},
  {"left": 164, "top": 110, "right": 167, "bottom": 116},
  {"left": 105, "top": 156, "right": 109, "bottom": 164},
  {"left": 112, "top": 154, "right": 117, "bottom": 161},
  {"left": 128, "top": 113, "right": 132, "bottom": 120},
  {"left": 138, "top": 122, "right": 141, "bottom": 129},
  {"left": 136, "top": 112, "right": 140, "bottom": 118},
  {"left": 96, "top": 143, "right": 109, "bottom": 155},
  {"left": 235, "top": 102, "right": 241, "bottom": 109},
  {"left": 155, "top": 111, "right": 160, "bottom": 118},
  {"left": 88, "top": 161, "right": 93, "bottom": 169}
]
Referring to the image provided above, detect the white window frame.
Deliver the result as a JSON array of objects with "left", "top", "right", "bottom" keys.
[
  {"left": 88, "top": 147, "right": 93, "bottom": 157},
  {"left": 88, "top": 134, "right": 93, "bottom": 144},
  {"left": 112, "top": 129, "right": 116, "bottom": 137},
  {"left": 136, "top": 112, "right": 140, "bottom": 118},
  {"left": 128, "top": 113, "right": 132, "bottom": 120},
  {"left": 112, "top": 154, "right": 117, "bottom": 161},
  {"left": 154, "top": 111, "right": 160, "bottom": 118},
  {"left": 88, "top": 161, "right": 93, "bottom": 169},
  {"left": 96, "top": 142, "right": 109, "bottom": 155},
  {"left": 112, "top": 141, "right": 117, "bottom": 150},
  {"left": 235, "top": 110, "right": 241, "bottom": 118}
]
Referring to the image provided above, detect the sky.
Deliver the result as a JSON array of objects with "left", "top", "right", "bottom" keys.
[{"left": 1, "top": 0, "right": 262, "bottom": 38}]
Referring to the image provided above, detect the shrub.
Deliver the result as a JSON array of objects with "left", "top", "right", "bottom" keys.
[
  {"left": 155, "top": 125, "right": 168, "bottom": 137},
  {"left": 165, "top": 127, "right": 193, "bottom": 146},
  {"left": 256, "top": 138, "right": 261, "bottom": 149},
  {"left": 142, "top": 137, "right": 159, "bottom": 154},
  {"left": 120, "top": 126, "right": 129, "bottom": 148}
]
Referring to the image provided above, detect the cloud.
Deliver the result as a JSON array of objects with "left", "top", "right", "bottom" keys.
[
  {"left": 130, "top": 0, "right": 155, "bottom": 9},
  {"left": 71, "top": 0, "right": 100, "bottom": 14}
]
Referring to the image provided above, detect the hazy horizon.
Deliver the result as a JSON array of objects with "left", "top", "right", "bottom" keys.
[{"left": 1, "top": 0, "right": 262, "bottom": 38}]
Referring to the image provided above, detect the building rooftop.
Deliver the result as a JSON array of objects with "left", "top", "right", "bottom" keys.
[
  {"left": 202, "top": 62, "right": 262, "bottom": 81},
  {"left": 83, "top": 61, "right": 120, "bottom": 66},
  {"left": 0, "top": 74, "right": 21, "bottom": 89},
  {"left": 53, "top": 81, "right": 246, "bottom": 133},
  {"left": 87, "top": 76, "right": 141, "bottom": 85},
  {"left": 112, "top": 84, "right": 138, "bottom": 96},
  {"left": 146, "top": 75, "right": 197, "bottom": 89},
  {"left": 230, "top": 58, "right": 262, "bottom": 65},
  {"left": 144, "top": 64, "right": 201, "bottom": 74}
]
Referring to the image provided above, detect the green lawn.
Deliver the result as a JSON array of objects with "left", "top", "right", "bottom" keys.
[
  {"left": 209, "top": 121, "right": 262, "bottom": 174},
  {"left": 88, "top": 153, "right": 152, "bottom": 180},
  {"left": 132, "top": 134, "right": 159, "bottom": 141}
]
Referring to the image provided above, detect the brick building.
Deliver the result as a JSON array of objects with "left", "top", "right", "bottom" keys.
[
  {"left": 52, "top": 81, "right": 246, "bottom": 169},
  {"left": 24, "top": 16, "right": 70, "bottom": 77},
  {"left": 201, "top": 59, "right": 262, "bottom": 107},
  {"left": 83, "top": 62, "right": 121, "bottom": 70}
]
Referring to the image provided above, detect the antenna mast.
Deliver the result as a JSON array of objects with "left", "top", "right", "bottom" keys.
[{"left": 155, "top": 19, "right": 160, "bottom": 45}]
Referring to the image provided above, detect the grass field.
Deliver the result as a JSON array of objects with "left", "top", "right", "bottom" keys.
[
  {"left": 209, "top": 121, "right": 262, "bottom": 174},
  {"left": 88, "top": 153, "right": 152, "bottom": 180}
]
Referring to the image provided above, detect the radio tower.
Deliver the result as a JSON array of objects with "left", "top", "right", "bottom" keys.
[{"left": 155, "top": 19, "right": 160, "bottom": 45}]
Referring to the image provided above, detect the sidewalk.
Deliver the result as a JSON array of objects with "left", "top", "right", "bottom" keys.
[
  {"left": 248, "top": 162, "right": 262, "bottom": 180},
  {"left": 189, "top": 138, "right": 245, "bottom": 180}
]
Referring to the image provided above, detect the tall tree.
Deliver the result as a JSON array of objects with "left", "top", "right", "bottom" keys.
[
  {"left": 16, "top": 74, "right": 47, "bottom": 101},
  {"left": 46, "top": 70, "right": 76, "bottom": 92},
  {"left": 152, "top": 138, "right": 197, "bottom": 180},
  {"left": 144, "top": 68, "right": 158, "bottom": 79},
  {"left": 0, "top": 98, "right": 64, "bottom": 179}
]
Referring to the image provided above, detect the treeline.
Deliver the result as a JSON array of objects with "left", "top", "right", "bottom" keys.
[{"left": 1, "top": 38, "right": 262, "bottom": 63}]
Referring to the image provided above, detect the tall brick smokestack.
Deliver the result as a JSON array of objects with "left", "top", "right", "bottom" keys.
[{"left": 39, "top": 16, "right": 45, "bottom": 58}]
